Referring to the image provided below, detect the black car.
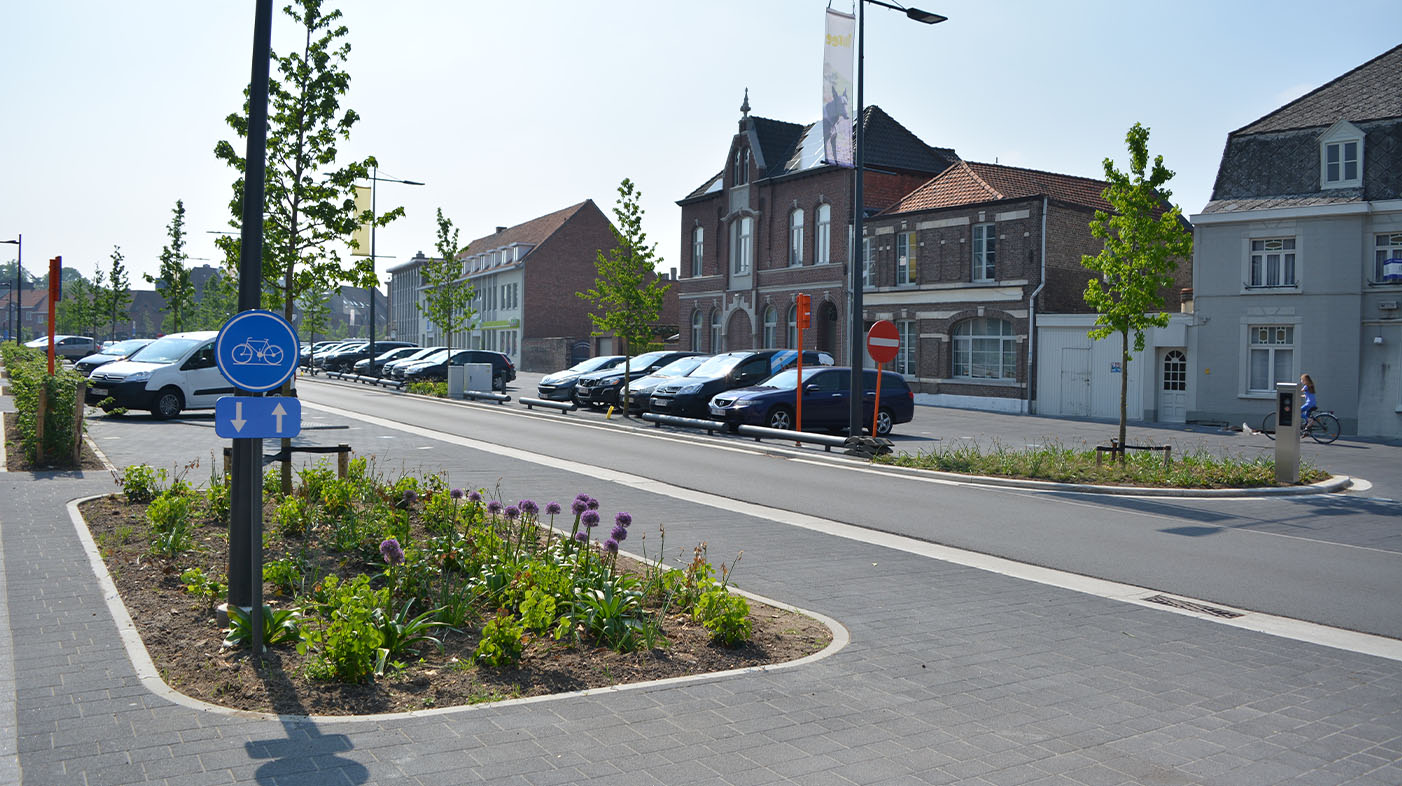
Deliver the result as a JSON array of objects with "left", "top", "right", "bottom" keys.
[
  {"left": 313, "top": 341, "right": 367, "bottom": 369},
  {"left": 708, "top": 366, "right": 915, "bottom": 436},
  {"left": 352, "top": 345, "right": 423, "bottom": 377},
  {"left": 622, "top": 354, "right": 710, "bottom": 413},
  {"left": 400, "top": 349, "right": 515, "bottom": 390},
  {"left": 647, "top": 349, "right": 834, "bottom": 419},
  {"left": 573, "top": 350, "right": 703, "bottom": 408},
  {"left": 322, "top": 340, "right": 414, "bottom": 372},
  {"left": 73, "top": 338, "right": 153, "bottom": 376},
  {"left": 536, "top": 355, "right": 625, "bottom": 401}
]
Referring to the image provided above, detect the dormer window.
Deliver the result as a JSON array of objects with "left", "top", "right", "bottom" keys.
[
  {"left": 1320, "top": 121, "right": 1363, "bottom": 189},
  {"left": 733, "top": 149, "right": 750, "bottom": 186}
]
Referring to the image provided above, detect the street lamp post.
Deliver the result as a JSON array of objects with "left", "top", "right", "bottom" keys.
[
  {"left": 363, "top": 167, "right": 424, "bottom": 358},
  {"left": 847, "top": 1, "right": 944, "bottom": 439},
  {"left": 1, "top": 235, "right": 20, "bottom": 344}
]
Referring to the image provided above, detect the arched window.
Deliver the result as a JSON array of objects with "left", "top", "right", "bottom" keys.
[
  {"left": 762, "top": 306, "right": 778, "bottom": 347},
  {"left": 816, "top": 204, "right": 831, "bottom": 264},
  {"left": 690, "top": 310, "right": 703, "bottom": 351},
  {"left": 733, "top": 149, "right": 749, "bottom": 185},
  {"left": 731, "top": 217, "right": 753, "bottom": 275},
  {"left": 691, "top": 226, "right": 704, "bottom": 277},
  {"left": 789, "top": 208, "right": 805, "bottom": 266},
  {"left": 952, "top": 318, "right": 1016, "bottom": 380},
  {"left": 710, "top": 309, "right": 722, "bottom": 352},
  {"left": 787, "top": 304, "right": 798, "bottom": 348}
]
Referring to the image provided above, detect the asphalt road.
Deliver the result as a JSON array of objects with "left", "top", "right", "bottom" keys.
[{"left": 85, "top": 374, "right": 1402, "bottom": 640}]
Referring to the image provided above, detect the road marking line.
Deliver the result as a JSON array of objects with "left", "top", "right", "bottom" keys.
[{"left": 304, "top": 400, "right": 1402, "bottom": 662}]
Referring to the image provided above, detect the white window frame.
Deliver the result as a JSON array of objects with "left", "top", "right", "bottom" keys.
[
  {"left": 861, "top": 237, "right": 873, "bottom": 289},
  {"left": 690, "top": 310, "right": 703, "bottom": 350},
  {"left": 710, "top": 309, "right": 722, "bottom": 352},
  {"left": 762, "top": 306, "right": 777, "bottom": 347},
  {"left": 731, "top": 217, "right": 753, "bottom": 275},
  {"left": 896, "top": 231, "right": 917, "bottom": 286},
  {"left": 816, "top": 204, "right": 831, "bottom": 264},
  {"left": 973, "top": 223, "right": 996, "bottom": 282},
  {"left": 789, "top": 209, "right": 805, "bottom": 266},
  {"left": 691, "top": 226, "right": 704, "bottom": 277},
  {"left": 952, "top": 317, "right": 1016, "bottom": 380},
  {"left": 895, "top": 319, "right": 916, "bottom": 376},
  {"left": 1248, "top": 237, "right": 1297, "bottom": 289},
  {"left": 787, "top": 305, "right": 798, "bottom": 348},
  {"left": 1244, "top": 324, "right": 1296, "bottom": 396},
  {"left": 1374, "top": 232, "right": 1402, "bottom": 284},
  {"left": 1320, "top": 121, "right": 1363, "bottom": 189}
]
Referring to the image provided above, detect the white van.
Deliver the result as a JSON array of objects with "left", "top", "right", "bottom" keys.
[{"left": 85, "top": 331, "right": 239, "bottom": 418}]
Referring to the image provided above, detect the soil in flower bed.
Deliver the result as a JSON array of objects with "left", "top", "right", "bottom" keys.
[
  {"left": 80, "top": 494, "right": 832, "bottom": 716},
  {"left": 4, "top": 411, "right": 105, "bottom": 471}
]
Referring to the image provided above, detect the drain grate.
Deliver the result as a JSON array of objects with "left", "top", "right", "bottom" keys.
[{"left": 1143, "top": 594, "right": 1244, "bottom": 618}]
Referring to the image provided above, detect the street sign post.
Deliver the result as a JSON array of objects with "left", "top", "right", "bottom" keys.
[
  {"left": 866, "top": 320, "right": 900, "bottom": 436},
  {"left": 796, "top": 294, "right": 811, "bottom": 434},
  {"left": 215, "top": 396, "right": 302, "bottom": 439}
]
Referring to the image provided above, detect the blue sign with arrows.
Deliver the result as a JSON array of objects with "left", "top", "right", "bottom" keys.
[
  {"left": 215, "top": 396, "right": 302, "bottom": 439},
  {"left": 216, "top": 310, "right": 300, "bottom": 392}
]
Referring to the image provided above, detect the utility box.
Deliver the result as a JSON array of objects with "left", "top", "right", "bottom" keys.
[
  {"left": 1275, "top": 381, "right": 1300, "bottom": 484},
  {"left": 447, "top": 364, "right": 466, "bottom": 399},
  {"left": 464, "top": 363, "right": 492, "bottom": 393}
]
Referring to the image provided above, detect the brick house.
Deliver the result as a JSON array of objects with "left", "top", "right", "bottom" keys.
[
  {"left": 389, "top": 200, "right": 679, "bottom": 372},
  {"left": 860, "top": 161, "right": 1187, "bottom": 412},
  {"left": 676, "top": 99, "right": 957, "bottom": 363},
  {"left": 0, "top": 289, "right": 49, "bottom": 342}
]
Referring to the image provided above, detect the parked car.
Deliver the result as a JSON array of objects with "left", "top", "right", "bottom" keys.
[
  {"left": 320, "top": 340, "right": 415, "bottom": 372},
  {"left": 26, "top": 334, "right": 97, "bottom": 360},
  {"left": 312, "top": 341, "right": 367, "bottom": 369},
  {"left": 574, "top": 350, "right": 703, "bottom": 409},
  {"left": 708, "top": 366, "right": 914, "bottom": 436},
  {"left": 398, "top": 349, "right": 515, "bottom": 390},
  {"left": 84, "top": 331, "right": 235, "bottom": 418},
  {"left": 74, "top": 338, "right": 154, "bottom": 376},
  {"left": 301, "top": 340, "right": 347, "bottom": 368},
  {"left": 536, "top": 355, "right": 625, "bottom": 401},
  {"left": 647, "top": 349, "right": 834, "bottom": 419},
  {"left": 380, "top": 346, "right": 446, "bottom": 378},
  {"left": 622, "top": 354, "right": 711, "bottom": 413},
  {"left": 352, "top": 345, "right": 423, "bottom": 377}
]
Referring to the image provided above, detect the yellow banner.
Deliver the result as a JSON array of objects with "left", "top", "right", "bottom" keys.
[{"left": 351, "top": 185, "right": 372, "bottom": 256}]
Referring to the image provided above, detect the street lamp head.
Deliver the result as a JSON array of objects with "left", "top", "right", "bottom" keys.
[
  {"left": 0, "top": 239, "right": 19, "bottom": 246},
  {"left": 905, "top": 7, "right": 947, "bottom": 24},
  {"left": 399, "top": 179, "right": 425, "bottom": 186}
]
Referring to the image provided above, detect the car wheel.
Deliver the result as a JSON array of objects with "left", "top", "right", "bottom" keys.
[
  {"left": 493, "top": 376, "right": 505, "bottom": 392},
  {"left": 150, "top": 387, "right": 184, "bottom": 419},
  {"left": 766, "top": 406, "right": 793, "bottom": 431},
  {"left": 874, "top": 407, "right": 894, "bottom": 437}
]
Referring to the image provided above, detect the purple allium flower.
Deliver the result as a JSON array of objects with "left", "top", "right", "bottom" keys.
[
  {"left": 573, "top": 531, "right": 589, "bottom": 543},
  {"left": 571, "top": 498, "right": 587, "bottom": 515},
  {"left": 519, "top": 499, "right": 538, "bottom": 516},
  {"left": 603, "top": 539, "right": 619, "bottom": 554},
  {"left": 586, "top": 496, "right": 600, "bottom": 511},
  {"left": 575, "top": 492, "right": 590, "bottom": 502},
  {"left": 615, "top": 511, "right": 632, "bottom": 528},
  {"left": 610, "top": 524, "right": 628, "bottom": 542},
  {"left": 450, "top": 488, "right": 465, "bottom": 500},
  {"left": 468, "top": 490, "right": 482, "bottom": 503},
  {"left": 545, "top": 501, "right": 562, "bottom": 515},
  {"left": 582, "top": 510, "right": 600, "bottom": 529},
  {"left": 487, "top": 500, "right": 503, "bottom": 515},
  {"left": 402, "top": 489, "right": 418, "bottom": 504},
  {"left": 504, "top": 505, "right": 520, "bottom": 520},
  {"left": 380, "top": 538, "right": 404, "bottom": 565}
]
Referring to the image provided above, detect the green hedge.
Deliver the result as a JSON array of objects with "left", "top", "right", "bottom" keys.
[{"left": 1, "top": 343, "right": 87, "bottom": 466}]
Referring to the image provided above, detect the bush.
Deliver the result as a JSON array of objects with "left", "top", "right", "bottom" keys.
[
  {"left": 694, "top": 589, "right": 752, "bottom": 647},
  {"left": 474, "top": 613, "right": 524, "bottom": 667},
  {"left": 119, "top": 464, "right": 166, "bottom": 504},
  {"left": 3, "top": 345, "right": 87, "bottom": 465}
]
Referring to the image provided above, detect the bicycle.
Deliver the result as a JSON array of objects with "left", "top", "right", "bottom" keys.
[
  {"left": 1259, "top": 409, "right": 1340, "bottom": 444},
  {"left": 230, "top": 338, "right": 284, "bottom": 366}
]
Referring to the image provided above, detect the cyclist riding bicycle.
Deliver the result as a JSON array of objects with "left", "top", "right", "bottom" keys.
[{"left": 1298, "top": 373, "right": 1317, "bottom": 431}]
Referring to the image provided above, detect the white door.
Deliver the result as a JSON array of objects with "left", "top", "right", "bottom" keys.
[
  {"left": 1060, "top": 348, "right": 1091, "bottom": 416},
  {"left": 1158, "top": 348, "right": 1188, "bottom": 423}
]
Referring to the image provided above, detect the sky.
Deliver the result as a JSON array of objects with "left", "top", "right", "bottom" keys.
[{"left": 3, "top": 1, "right": 1399, "bottom": 290}]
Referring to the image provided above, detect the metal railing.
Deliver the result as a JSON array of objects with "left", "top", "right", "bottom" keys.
[{"left": 518, "top": 397, "right": 576, "bottom": 413}]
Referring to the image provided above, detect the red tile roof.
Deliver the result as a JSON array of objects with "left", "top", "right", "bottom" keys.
[
  {"left": 456, "top": 200, "right": 600, "bottom": 259},
  {"left": 883, "top": 161, "right": 1113, "bottom": 215}
]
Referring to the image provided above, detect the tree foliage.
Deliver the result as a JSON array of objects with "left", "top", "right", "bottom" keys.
[
  {"left": 578, "top": 178, "right": 672, "bottom": 414},
  {"left": 213, "top": 0, "right": 400, "bottom": 325},
  {"left": 145, "top": 200, "right": 196, "bottom": 334},
  {"left": 100, "top": 246, "right": 133, "bottom": 341},
  {"left": 191, "top": 268, "right": 238, "bottom": 331},
  {"left": 1081, "top": 122, "right": 1193, "bottom": 449},
  {"left": 418, "top": 208, "right": 477, "bottom": 353}
]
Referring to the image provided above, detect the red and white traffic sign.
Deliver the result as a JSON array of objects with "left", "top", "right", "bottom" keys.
[{"left": 867, "top": 320, "right": 899, "bottom": 364}]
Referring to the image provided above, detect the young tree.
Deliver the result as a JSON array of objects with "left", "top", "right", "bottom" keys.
[
  {"left": 56, "top": 272, "right": 96, "bottom": 336},
  {"left": 145, "top": 200, "right": 196, "bottom": 333},
  {"left": 295, "top": 283, "right": 332, "bottom": 365},
  {"left": 191, "top": 268, "right": 238, "bottom": 331},
  {"left": 417, "top": 208, "right": 477, "bottom": 361},
  {"left": 1081, "top": 123, "right": 1193, "bottom": 453},
  {"left": 213, "top": 0, "right": 399, "bottom": 332},
  {"left": 101, "top": 246, "right": 133, "bottom": 341},
  {"left": 577, "top": 178, "right": 672, "bottom": 416}
]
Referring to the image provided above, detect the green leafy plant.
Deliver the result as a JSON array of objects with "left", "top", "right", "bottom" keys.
[
  {"left": 263, "top": 557, "right": 305, "bottom": 596},
  {"left": 147, "top": 493, "right": 194, "bottom": 557},
  {"left": 373, "top": 600, "right": 448, "bottom": 676},
  {"left": 204, "top": 481, "right": 230, "bottom": 524},
  {"left": 694, "top": 589, "right": 752, "bottom": 647},
  {"left": 406, "top": 381, "right": 447, "bottom": 397},
  {"left": 563, "top": 573, "right": 645, "bottom": 652},
  {"left": 119, "top": 464, "right": 166, "bottom": 504},
  {"left": 225, "top": 604, "right": 302, "bottom": 649},
  {"left": 299, "top": 575, "right": 383, "bottom": 683},
  {"left": 273, "top": 495, "right": 311, "bottom": 538},
  {"left": 474, "top": 613, "right": 524, "bottom": 667},
  {"left": 518, "top": 587, "right": 556, "bottom": 634},
  {"left": 179, "top": 567, "right": 226, "bottom": 608}
]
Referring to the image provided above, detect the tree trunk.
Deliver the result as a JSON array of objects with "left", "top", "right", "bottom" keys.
[
  {"left": 1119, "top": 328, "right": 1129, "bottom": 462},
  {"left": 621, "top": 355, "right": 632, "bottom": 418}
]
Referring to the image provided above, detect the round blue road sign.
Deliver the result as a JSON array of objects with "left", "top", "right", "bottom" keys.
[{"left": 216, "top": 310, "right": 301, "bottom": 392}]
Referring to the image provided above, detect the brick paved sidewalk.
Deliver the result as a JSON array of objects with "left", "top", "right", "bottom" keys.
[{"left": 2, "top": 414, "right": 1400, "bottom": 784}]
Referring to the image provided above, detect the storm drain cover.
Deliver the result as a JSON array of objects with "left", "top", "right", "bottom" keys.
[{"left": 1143, "top": 594, "right": 1244, "bottom": 618}]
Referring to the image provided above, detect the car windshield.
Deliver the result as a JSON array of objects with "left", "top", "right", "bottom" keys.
[
  {"left": 416, "top": 350, "right": 449, "bottom": 363},
  {"left": 104, "top": 339, "right": 148, "bottom": 355},
  {"left": 626, "top": 350, "right": 671, "bottom": 368},
  {"left": 755, "top": 369, "right": 803, "bottom": 390},
  {"left": 375, "top": 347, "right": 413, "bottom": 361},
  {"left": 690, "top": 353, "right": 746, "bottom": 378},
  {"left": 128, "top": 337, "right": 202, "bottom": 364},
  {"left": 566, "top": 356, "right": 620, "bottom": 373},
  {"left": 654, "top": 355, "right": 707, "bottom": 377}
]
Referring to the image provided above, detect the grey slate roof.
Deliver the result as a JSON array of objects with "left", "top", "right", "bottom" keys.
[
  {"left": 1200, "top": 191, "right": 1364, "bottom": 215},
  {"left": 1234, "top": 44, "right": 1402, "bottom": 135}
]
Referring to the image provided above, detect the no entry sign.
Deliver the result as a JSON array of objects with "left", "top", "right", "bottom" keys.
[{"left": 867, "top": 320, "right": 899, "bottom": 364}]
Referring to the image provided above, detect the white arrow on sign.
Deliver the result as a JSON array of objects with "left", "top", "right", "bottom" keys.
[
  {"left": 231, "top": 400, "right": 247, "bottom": 432},
  {"left": 272, "top": 402, "right": 286, "bottom": 432}
]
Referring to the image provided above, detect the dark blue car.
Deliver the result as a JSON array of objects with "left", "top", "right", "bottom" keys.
[{"left": 707, "top": 366, "right": 914, "bottom": 436}]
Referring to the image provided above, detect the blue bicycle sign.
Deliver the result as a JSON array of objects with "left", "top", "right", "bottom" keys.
[{"left": 216, "top": 310, "right": 300, "bottom": 392}]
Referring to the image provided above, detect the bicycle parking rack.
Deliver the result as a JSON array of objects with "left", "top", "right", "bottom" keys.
[
  {"left": 463, "top": 390, "right": 511, "bottom": 404},
  {"left": 519, "top": 396, "right": 576, "bottom": 413},
  {"left": 1095, "top": 439, "right": 1172, "bottom": 469},
  {"left": 641, "top": 412, "right": 726, "bottom": 435},
  {"left": 224, "top": 443, "right": 354, "bottom": 476},
  {"left": 735, "top": 424, "right": 849, "bottom": 452}
]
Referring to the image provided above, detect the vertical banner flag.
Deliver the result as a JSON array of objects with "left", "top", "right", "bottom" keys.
[
  {"left": 822, "top": 8, "right": 856, "bottom": 168},
  {"left": 351, "top": 185, "right": 372, "bottom": 257}
]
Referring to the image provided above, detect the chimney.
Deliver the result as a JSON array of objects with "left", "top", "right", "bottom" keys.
[
  {"left": 1180, "top": 287, "right": 1194, "bottom": 314},
  {"left": 670, "top": 267, "right": 677, "bottom": 280},
  {"left": 495, "top": 226, "right": 507, "bottom": 234}
]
